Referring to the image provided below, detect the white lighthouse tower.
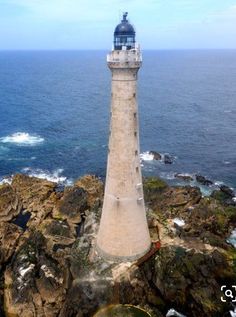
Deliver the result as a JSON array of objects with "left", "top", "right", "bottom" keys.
[{"left": 96, "top": 13, "right": 151, "bottom": 261}]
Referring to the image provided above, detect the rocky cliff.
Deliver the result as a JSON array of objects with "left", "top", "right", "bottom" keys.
[{"left": 0, "top": 174, "right": 235, "bottom": 317}]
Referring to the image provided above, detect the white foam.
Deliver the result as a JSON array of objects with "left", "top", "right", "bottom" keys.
[
  {"left": 227, "top": 229, "right": 236, "bottom": 248},
  {"left": 166, "top": 308, "right": 186, "bottom": 317},
  {"left": 159, "top": 172, "right": 176, "bottom": 180},
  {"left": 140, "top": 151, "right": 154, "bottom": 161},
  {"left": 214, "top": 181, "right": 224, "bottom": 186},
  {"left": 0, "top": 132, "right": 44, "bottom": 146},
  {"left": 199, "top": 185, "right": 213, "bottom": 197},
  {"left": 175, "top": 173, "right": 193, "bottom": 178},
  {"left": 230, "top": 308, "right": 236, "bottom": 317},
  {"left": 233, "top": 197, "right": 236, "bottom": 202},
  {"left": 0, "top": 176, "right": 12, "bottom": 185},
  {"left": 21, "top": 167, "right": 72, "bottom": 185},
  {"left": 173, "top": 218, "right": 185, "bottom": 227},
  {"left": 140, "top": 151, "right": 176, "bottom": 165}
]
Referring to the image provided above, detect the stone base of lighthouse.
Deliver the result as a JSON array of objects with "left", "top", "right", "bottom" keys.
[
  {"left": 96, "top": 198, "right": 151, "bottom": 262},
  {"left": 96, "top": 49, "right": 151, "bottom": 261}
]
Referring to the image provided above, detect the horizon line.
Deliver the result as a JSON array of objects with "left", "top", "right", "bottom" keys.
[{"left": 1, "top": 48, "right": 236, "bottom": 52}]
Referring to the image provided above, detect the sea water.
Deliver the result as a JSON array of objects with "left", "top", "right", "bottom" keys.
[{"left": 0, "top": 50, "right": 235, "bottom": 190}]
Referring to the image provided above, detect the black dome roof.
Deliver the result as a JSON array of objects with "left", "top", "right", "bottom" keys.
[{"left": 114, "top": 12, "right": 135, "bottom": 36}]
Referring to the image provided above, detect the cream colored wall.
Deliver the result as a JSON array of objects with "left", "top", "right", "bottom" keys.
[{"left": 96, "top": 49, "right": 151, "bottom": 261}]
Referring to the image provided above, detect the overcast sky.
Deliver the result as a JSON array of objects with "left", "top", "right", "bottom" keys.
[{"left": 0, "top": 0, "right": 236, "bottom": 50}]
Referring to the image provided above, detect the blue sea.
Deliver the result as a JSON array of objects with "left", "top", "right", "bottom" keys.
[{"left": 0, "top": 50, "right": 236, "bottom": 193}]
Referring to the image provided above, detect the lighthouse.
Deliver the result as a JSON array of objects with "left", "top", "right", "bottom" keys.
[{"left": 96, "top": 13, "right": 151, "bottom": 261}]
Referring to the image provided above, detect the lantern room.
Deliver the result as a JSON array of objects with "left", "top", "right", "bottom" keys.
[{"left": 114, "top": 12, "right": 135, "bottom": 50}]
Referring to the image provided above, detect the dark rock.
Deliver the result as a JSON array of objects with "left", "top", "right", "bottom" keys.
[
  {"left": 0, "top": 222, "right": 22, "bottom": 266},
  {"left": 182, "top": 198, "right": 232, "bottom": 239},
  {"left": 164, "top": 186, "right": 201, "bottom": 209},
  {"left": 211, "top": 186, "right": 235, "bottom": 205},
  {"left": 40, "top": 218, "right": 76, "bottom": 252},
  {"left": 0, "top": 183, "right": 22, "bottom": 222},
  {"left": 11, "top": 210, "right": 31, "bottom": 231},
  {"left": 4, "top": 231, "right": 68, "bottom": 317},
  {"left": 142, "top": 246, "right": 236, "bottom": 317},
  {"left": 225, "top": 198, "right": 236, "bottom": 206},
  {"left": 163, "top": 154, "right": 173, "bottom": 164},
  {"left": 195, "top": 174, "right": 213, "bottom": 186},
  {"left": 224, "top": 206, "right": 236, "bottom": 224},
  {"left": 53, "top": 186, "right": 88, "bottom": 224},
  {"left": 75, "top": 174, "right": 104, "bottom": 208},
  {"left": 220, "top": 185, "right": 234, "bottom": 198},
  {"left": 11, "top": 174, "right": 58, "bottom": 227},
  {"left": 2, "top": 173, "right": 236, "bottom": 317},
  {"left": 200, "top": 231, "right": 229, "bottom": 248},
  {"left": 144, "top": 177, "right": 201, "bottom": 221},
  {"left": 149, "top": 151, "right": 162, "bottom": 160},
  {"left": 44, "top": 219, "right": 73, "bottom": 238}
]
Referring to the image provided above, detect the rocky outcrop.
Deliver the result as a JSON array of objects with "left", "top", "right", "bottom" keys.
[
  {"left": 0, "top": 222, "right": 22, "bottom": 267},
  {"left": 75, "top": 175, "right": 104, "bottom": 208},
  {"left": 163, "top": 154, "right": 173, "bottom": 165},
  {"left": 0, "top": 183, "right": 22, "bottom": 222},
  {"left": 4, "top": 231, "right": 68, "bottom": 317},
  {"left": 53, "top": 186, "right": 88, "bottom": 224},
  {"left": 195, "top": 174, "right": 213, "bottom": 186},
  {"left": 149, "top": 151, "right": 162, "bottom": 161},
  {"left": 142, "top": 246, "right": 235, "bottom": 317},
  {"left": 12, "top": 174, "right": 58, "bottom": 227},
  {"left": 40, "top": 219, "right": 76, "bottom": 252},
  {"left": 1, "top": 174, "right": 236, "bottom": 317},
  {"left": 220, "top": 185, "right": 234, "bottom": 198},
  {"left": 149, "top": 151, "right": 174, "bottom": 164},
  {"left": 144, "top": 179, "right": 201, "bottom": 212},
  {"left": 211, "top": 184, "right": 235, "bottom": 206},
  {"left": 144, "top": 177, "right": 236, "bottom": 248},
  {"left": 163, "top": 186, "right": 201, "bottom": 209}
]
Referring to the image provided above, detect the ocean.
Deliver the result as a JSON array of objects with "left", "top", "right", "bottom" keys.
[{"left": 0, "top": 50, "right": 236, "bottom": 194}]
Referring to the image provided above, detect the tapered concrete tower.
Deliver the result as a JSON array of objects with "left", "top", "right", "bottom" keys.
[{"left": 96, "top": 13, "right": 151, "bottom": 261}]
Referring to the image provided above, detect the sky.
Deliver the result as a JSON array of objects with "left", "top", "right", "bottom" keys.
[{"left": 0, "top": 0, "right": 236, "bottom": 50}]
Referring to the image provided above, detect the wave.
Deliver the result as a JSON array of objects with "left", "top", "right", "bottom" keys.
[
  {"left": 0, "top": 176, "right": 12, "bottom": 185},
  {"left": 197, "top": 185, "right": 213, "bottom": 197},
  {"left": 214, "top": 181, "right": 224, "bottom": 186},
  {"left": 0, "top": 132, "right": 44, "bottom": 146},
  {"left": 21, "top": 167, "right": 72, "bottom": 185},
  {"left": 140, "top": 151, "right": 154, "bottom": 161},
  {"left": 159, "top": 172, "right": 176, "bottom": 180},
  {"left": 140, "top": 151, "right": 176, "bottom": 165}
]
